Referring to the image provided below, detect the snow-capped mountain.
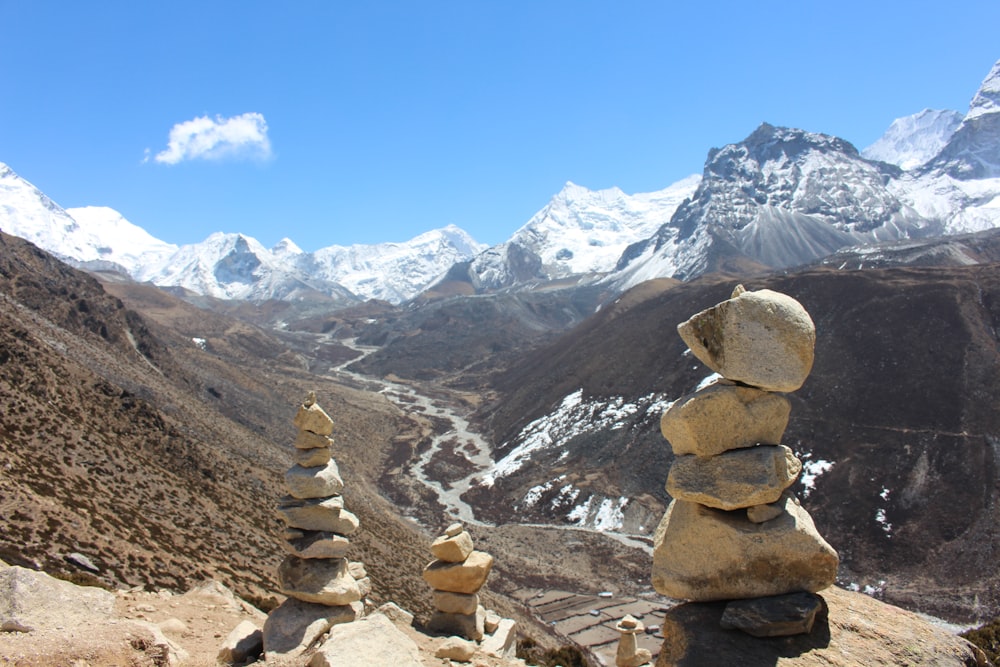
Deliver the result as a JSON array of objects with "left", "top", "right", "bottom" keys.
[
  {"left": 609, "top": 123, "right": 935, "bottom": 289},
  {"left": 862, "top": 109, "right": 963, "bottom": 170},
  {"left": 133, "top": 232, "right": 357, "bottom": 302},
  {"left": 0, "top": 161, "right": 484, "bottom": 304},
  {"left": 888, "top": 59, "right": 1000, "bottom": 235},
  {"left": 0, "top": 164, "right": 176, "bottom": 273},
  {"left": 299, "top": 225, "right": 486, "bottom": 303},
  {"left": 134, "top": 226, "right": 486, "bottom": 304},
  {"left": 461, "top": 176, "right": 700, "bottom": 290}
]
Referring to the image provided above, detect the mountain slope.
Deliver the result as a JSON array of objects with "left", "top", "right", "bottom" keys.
[{"left": 0, "top": 230, "right": 441, "bottom": 615}]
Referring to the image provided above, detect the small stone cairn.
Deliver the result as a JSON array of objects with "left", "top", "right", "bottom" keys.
[
  {"left": 615, "top": 614, "right": 652, "bottom": 667},
  {"left": 651, "top": 286, "right": 838, "bottom": 635},
  {"left": 421, "top": 522, "right": 494, "bottom": 640},
  {"left": 262, "top": 392, "right": 370, "bottom": 658}
]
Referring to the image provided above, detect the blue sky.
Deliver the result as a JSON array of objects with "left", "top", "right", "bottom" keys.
[{"left": 2, "top": 2, "right": 999, "bottom": 250}]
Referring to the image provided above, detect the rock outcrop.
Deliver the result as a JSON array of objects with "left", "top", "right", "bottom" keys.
[
  {"left": 263, "top": 392, "right": 368, "bottom": 660},
  {"left": 652, "top": 286, "right": 838, "bottom": 615}
]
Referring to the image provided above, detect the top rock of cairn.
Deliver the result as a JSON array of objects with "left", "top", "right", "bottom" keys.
[{"left": 678, "top": 285, "right": 815, "bottom": 392}]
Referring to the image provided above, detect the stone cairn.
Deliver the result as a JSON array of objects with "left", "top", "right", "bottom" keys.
[
  {"left": 421, "top": 522, "right": 494, "bottom": 640},
  {"left": 615, "top": 614, "right": 652, "bottom": 667},
  {"left": 651, "top": 286, "right": 839, "bottom": 636},
  {"left": 262, "top": 392, "right": 371, "bottom": 658}
]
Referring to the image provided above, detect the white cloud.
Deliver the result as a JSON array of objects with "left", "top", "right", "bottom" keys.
[{"left": 148, "top": 112, "right": 272, "bottom": 164}]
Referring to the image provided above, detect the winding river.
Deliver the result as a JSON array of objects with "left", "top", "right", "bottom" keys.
[{"left": 330, "top": 337, "right": 652, "bottom": 552}]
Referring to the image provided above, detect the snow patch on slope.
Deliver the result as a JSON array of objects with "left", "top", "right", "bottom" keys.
[{"left": 480, "top": 389, "right": 673, "bottom": 487}]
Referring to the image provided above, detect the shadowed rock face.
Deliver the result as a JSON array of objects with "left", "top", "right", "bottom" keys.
[
  {"left": 475, "top": 263, "right": 1000, "bottom": 620},
  {"left": 655, "top": 586, "right": 985, "bottom": 667}
]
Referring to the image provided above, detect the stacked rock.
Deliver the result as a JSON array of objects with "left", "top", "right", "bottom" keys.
[
  {"left": 651, "top": 286, "right": 838, "bottom": 610},
  {"left": 422, "top": 522, "right": 494, "bottom": 640},
  {"left": 263, "top": 393, "right": 370, "bottom": 658},
  {"left": 615, "top": 615, "right": 652, "bottom": 667}
]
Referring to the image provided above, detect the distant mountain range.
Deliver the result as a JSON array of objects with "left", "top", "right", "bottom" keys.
[{"left": 2, "top": 59, "right": 999, "bottom": 304}]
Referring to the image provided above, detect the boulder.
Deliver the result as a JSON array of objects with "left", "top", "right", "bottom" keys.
[
  {"left": 285, "top": 460, "right": 345, "bottom": 499},
  {"left": 677, "top": 287, "right": 815, "bottom": 392},
  {"left": 422, "top": 551, "right": 494, "bottom": 594},
  {"left": 666, "top": 445, "right": 802, "bottom": 510},
  {"left": 427, "top": 606, "right": 485, "bottom": 641},
  {"left": 435, "top": 636, "right": 477, "bottom": 661},
  {"left": 277, "top": 495, "right": 359, "bottom": 535},
  {"left": 217, "top": 619, "right": 263, "bottom": 665},
  {"left": 652, "top": 497, "right": 838, "bottom": 601},
  {"left": 262, "top": 597, "right": 361, "bottom": 659},
  {"left": 660, "top": 383, "right": 791, "bottom": 457},
  {"left": 432, "top": 591, "right": 479, "bottom": 615},
  {"left": 481, "top": 617, "right": 517, "bottom": 658},
  {"left": 719, "top": 592, "right": 825, "bottom": 637},
  {"left": 278, "top": 556, "right": 362, "bottom": 606},
  {"left": 293, "top": 401, "right": 334, "bottom": 436},
  {"left": 0, "top": 566, "right": 115, "bottom": 630},
  {"left": 655, "top": 585, "right": 985, "bottom": 666},
  {"left": 431, "top": 530, "right": 474, "bottom": 563},
  {"left": 309, "top": 613, "right": 423, "bottom": 667},
  {"left": 283, "top": 530, "right": 351, "bottom": 559}
]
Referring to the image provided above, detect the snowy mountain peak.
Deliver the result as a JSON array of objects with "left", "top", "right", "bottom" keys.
[
  {"left": 272, "top": 237, "right": 303, "bottom": 256},
  {"left": 463, "top": 176, "right": 700, "bottom": 290},
  {"left": 862, "top": 109, "right": 963, "bottom": 170},
  {"left": 0, "top": 164, "right": 176, "bottom": 274},
  {"left": 966, "top": 59, "right": 1000, "bottom": 122},
  {"left": 922, "top": 59, "right": 1000, "bottom": 180}
]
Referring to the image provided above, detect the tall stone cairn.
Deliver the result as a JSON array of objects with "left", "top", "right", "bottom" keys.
[
  {"left": 262, "top": 392, "right": 370, "bottom": 659},
  {"left": 651, "top": 286, "right": 839, "bottom": 606},
  {"left": 422, "top": 522, "right": 494, "bottom": 641}
]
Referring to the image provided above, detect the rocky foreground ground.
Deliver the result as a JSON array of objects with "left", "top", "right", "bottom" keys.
[{"left": 1, "top": 558, "right": 991, "bottom": 667}]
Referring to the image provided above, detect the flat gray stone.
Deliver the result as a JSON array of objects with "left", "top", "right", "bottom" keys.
[{"left": 720, "top": 592, "right": 825, "bottom": 637}]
